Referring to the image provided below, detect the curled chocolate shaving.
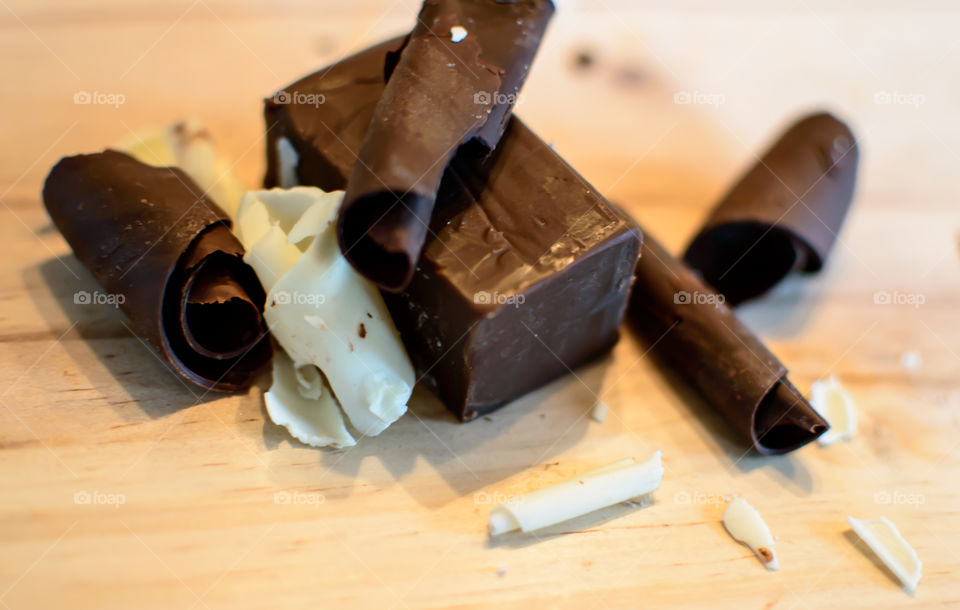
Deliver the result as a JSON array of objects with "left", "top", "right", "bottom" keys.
[
  {"left": 684, "top": 112, "right": 859, "bottom": 305},
  {"left": 629, "top": 228, "right": 828, "bottom": 454},
  {"left": 337, "top": 0, "right": 554, "bottom": 291},
  {"left": 43, "top": 150, "right": 271, "bottom": 392}
]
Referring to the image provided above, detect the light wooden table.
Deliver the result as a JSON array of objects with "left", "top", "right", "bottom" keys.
[{"left": 1, "top": 1, "right": 958, "bottom": 608}]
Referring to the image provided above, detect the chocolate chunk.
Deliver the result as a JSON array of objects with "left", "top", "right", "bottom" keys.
[
  {"left": 629, "top": 228, "right": 828, "bottom": 454},
  {"left": 43, "top": 150, "right": 271, "bottom": 392},
  {"left": 264, "top": 41, "right": 641, "bottom": 421},
  {"left": 336, "top": 0, "right": 554, "bottom": 290},
  {"left": 684, "top": 112, "right": 859, "bottom": 305}
]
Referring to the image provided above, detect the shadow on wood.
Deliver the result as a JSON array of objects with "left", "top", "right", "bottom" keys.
[{"left": 28, "top": 256, "right": 223, "bottom": 420}]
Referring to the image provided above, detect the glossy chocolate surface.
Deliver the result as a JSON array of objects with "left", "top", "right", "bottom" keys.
[
  {"left": 630, "top": 228, "right": 828, "bottom": 454},
  {"left": 684, "top": 112, "right": 859, "bottom": 305},
  {"left": 265, "top": 41, "right": 641, "bottom": 420},
  {"left": 43, "top": 150, "right": 271, "bottom": 392},
  {"left": 337, "top": 0, "right": 554, "bottom": 290}
]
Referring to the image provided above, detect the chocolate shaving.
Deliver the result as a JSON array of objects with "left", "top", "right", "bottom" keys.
[
  {"left": 629, "top": 228, "right": 828, "bottom": 454},
  {"left": 684, "top": 112, "right": 859, "bottom": 305},
  {"left": 336, "top": 0, "right": 554, "bottom": 291},
  {"left": 43, "top": 150, "right": 271, "bottom": 392}
]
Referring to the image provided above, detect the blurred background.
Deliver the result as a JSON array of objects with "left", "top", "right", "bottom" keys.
[{"left": 2, "top": 0, "right": 957, "bottom": 259}]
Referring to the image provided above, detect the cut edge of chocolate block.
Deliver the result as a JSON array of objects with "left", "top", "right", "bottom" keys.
[{"left": 262, "top": 40, "right": 641, "bottom": 421}]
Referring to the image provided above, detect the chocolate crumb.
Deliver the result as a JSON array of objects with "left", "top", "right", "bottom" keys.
[
  {"left": 358, "top": 323, "right": 367, "bottom": 338},
  {"left": 758, "top": 547, "right": 774, "bottom": 563},
  {"left": 573, "top": 48, "right": 595, "bottom": 70}
]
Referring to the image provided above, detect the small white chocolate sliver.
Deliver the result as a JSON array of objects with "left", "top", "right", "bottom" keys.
[
  {"left": 722, "top": 497, "right": 779, "bottom": 571},
  {"left": 899, "top": 351, "right": 922, "bottom": 371},
  {"left": 810, "top": 376, "right": 857, "bottom": 446},
  {"left": 590, "top": 400, "right": 608, "bottom": 423},
  {"left": 488, "top": 451, "right": 663, "bottom": 536},
  {"left": 450, "top": 26, "right": 468, "bottom": 42},
  {"left": 276, "top": 136, "right": 300, "bottom": 189},
  {"left": 848, "top": 516, "right": 922, "bottom": 592}
]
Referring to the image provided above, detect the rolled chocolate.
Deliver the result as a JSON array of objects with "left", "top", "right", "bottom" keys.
[
  {"left": 684, "top": 112, "right": 859, "bottom": 305},
  {"left": 630, "top": 228, "right": 828, "bottom": 454},
  {"left": 43, "top": 150, "right": 271, "bottom": 392},
  {"left": 336, "top": 0, "right": 554, "bottom": 290},
  {"left": 265, "top": 41, "right": 640, "bottom": 421}
]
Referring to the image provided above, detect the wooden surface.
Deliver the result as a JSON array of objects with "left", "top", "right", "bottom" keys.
[{"left": 2, "top": 1, "right": 959, "bottom": 608}]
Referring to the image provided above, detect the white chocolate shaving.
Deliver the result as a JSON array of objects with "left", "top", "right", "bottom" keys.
[
  {"left": 810, "top": 376, "right": 857, "bottom": 446},
  {"left": 265, "top": 351, "right": 355, "bottom": 448},
  {"left": 237, "top": 187, "right": 415, "bottom": 438},
  {"left": 488, "top": 451, "right": 663, "bottom": 536},
  {"left": 722, "top": 497, "right": 779, "bottom": 571},
  {"left": 590, "top": 399, "right": 608, "bottom": 423},
  {"left": 276, "top": 136, "right": 300, "bottom": 189},
  {"left": 848, "top": 516, "right": 922, "bottom": 592},
  {"left": 120, "top": 119, "right": 246, "bottom": 218},
  {"left": 450, "top": 26, "right": 468, "bottom": 42}
]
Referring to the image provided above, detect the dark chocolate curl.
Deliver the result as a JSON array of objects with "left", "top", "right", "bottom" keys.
[
  {"left": 264, "top": 39, "right": 640, "bottom": 421},
  {"left": 630, "top": 229, "right": 828, "bottom": 454},
  {"left": 337, "top": 0, "right": 554, "bottom": 291},
  {"left": 684, "top": 112, "right": 859, "bottom": 305},
  {"left": 43, "top": 150, "right": 271, "bottom": 392}
]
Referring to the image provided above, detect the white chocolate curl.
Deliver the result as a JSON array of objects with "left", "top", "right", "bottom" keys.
[
  {"left": 810, "top": 376, "right": 857, "bottom": 446},
  {"left": 120, "top": 119, "right": 246, "bottom": 219},
  {"left": 722, "top": 497, "right": 779, "bottom": 571},
  {"left": 848, "top": 516, "right": 922, "bottom": 592},
  {"left": 488, "top": 451, "right": 663, "bottom": 536},
  {"left": 265, "top": 351, "right": 355, "bottom": 449},
  {"left": 237, "top": 187, "right": 415, "bottom": 439}
]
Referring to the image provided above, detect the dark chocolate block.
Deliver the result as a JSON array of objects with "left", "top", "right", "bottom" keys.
[
  {"left": 629, "top": 228, "right": 828, "bottom": 454},
  {"left": 43, "top": 150, "right": 272, "bottom": 392},
  {"left": 338, "top": 0, "right": 554, "bottom": 291},
  {"left": 264, "top": 42, "right": 641, "bottom": 420},
  {"left": 684, "top": 112, "right": 859, "bottom": 305}
]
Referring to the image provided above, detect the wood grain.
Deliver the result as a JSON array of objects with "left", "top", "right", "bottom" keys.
[{"left": 1, "top": 1, "right": 958, "bottom": 608}]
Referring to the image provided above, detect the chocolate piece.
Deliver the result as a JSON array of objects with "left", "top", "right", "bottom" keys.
[
  {"left": 629, "top": 228, "right": 827, "bottom": 454},
  {"left": 335, "top": 0, "right": 554, "bottom": 290},
  {"left": 684, "top": 112, "right": 859, "bottom": 305},
  {"left": 265, "top": 41, "right": 641, "bottom": 421},
  {"left": 43, "top": 150, "right": 271, "bottom": 392}
]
